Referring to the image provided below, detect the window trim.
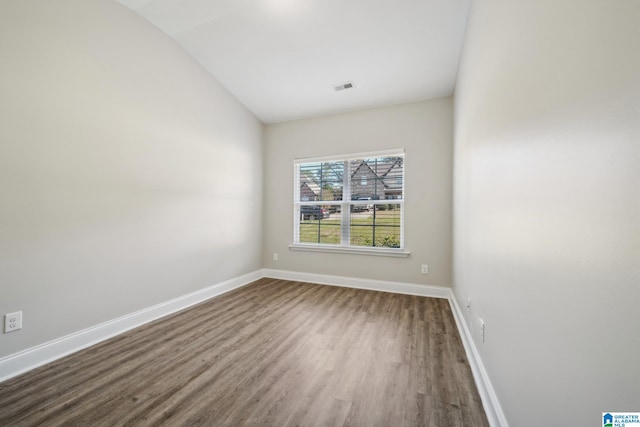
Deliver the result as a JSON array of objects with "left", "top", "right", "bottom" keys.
[
  {"left": 289, "top": 243, "right": 410, "bottom": 257},
  {"left": 291, "top": 149, "right": 407, "bottom": 255}
]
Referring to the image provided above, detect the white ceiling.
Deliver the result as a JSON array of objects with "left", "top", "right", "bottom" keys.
[{"left": 117, "top": 0, "right": 470, "bottom": 124}]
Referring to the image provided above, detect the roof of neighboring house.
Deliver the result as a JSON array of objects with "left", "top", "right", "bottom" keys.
[
  {"left": 374, "top": 158, "right": 403, "bottom": 178},
  {"left": 351, "top": 158, "right": 403, "bottom": 187},
  {"left": 300, "top": 174, "right": 322, "bottom": 195}
]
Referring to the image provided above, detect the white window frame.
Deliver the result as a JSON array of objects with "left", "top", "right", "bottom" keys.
[{"left": 290, "top": 149, "right": 409, "bottom": 257}]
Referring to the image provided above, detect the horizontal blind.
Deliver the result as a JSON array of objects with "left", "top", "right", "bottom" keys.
[{"left": 294, "top": 148, "right": 404, "bottom": 165}]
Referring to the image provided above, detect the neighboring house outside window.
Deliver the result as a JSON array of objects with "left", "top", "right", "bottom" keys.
[{"left": 291, "top": 150, "right": 408, "bottom": 256}]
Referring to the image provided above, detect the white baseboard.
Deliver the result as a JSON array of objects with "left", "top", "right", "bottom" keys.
[
  {"left": 448, "top": 294, "right": 509, "bottom": 427},
  {"left": 0, "top": 269, "right": 263, "bottom": 383},
  {"left": 263, "top": 268, "right": 451, "bottom": 299}
]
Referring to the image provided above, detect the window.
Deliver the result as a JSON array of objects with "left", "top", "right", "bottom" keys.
[{"left": 292, "top": 149, "right": 407, "bottom": 256}]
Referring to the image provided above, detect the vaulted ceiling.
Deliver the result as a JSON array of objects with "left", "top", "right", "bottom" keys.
[{"left": 117, "top": 0, "right": 470, "bottom": 123}]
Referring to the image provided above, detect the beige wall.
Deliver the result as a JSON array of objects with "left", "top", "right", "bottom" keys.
[
  {"left": 264, "top": 99, "right": 453, "bottom": 286},
  {"left": 0, "top": 0, "right": 263, "bottom": 358},
  {"left": 454, "top": 0, "right": 640, "bottom": 425}
]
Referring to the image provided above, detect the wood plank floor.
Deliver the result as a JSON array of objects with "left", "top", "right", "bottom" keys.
[{"left": 0, "top": 278, "right": 489, "bottom": 427}]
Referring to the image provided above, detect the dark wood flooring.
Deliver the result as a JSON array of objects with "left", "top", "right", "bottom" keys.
[{"left": 0, "top": 278, "right": 489, "bottom": 426}]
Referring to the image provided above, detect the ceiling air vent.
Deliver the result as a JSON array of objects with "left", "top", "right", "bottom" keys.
[{"left": 334, "top": 81, "right": 355, "bottom": 91}]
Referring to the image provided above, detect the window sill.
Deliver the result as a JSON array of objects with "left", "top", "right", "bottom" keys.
[{"left": 289, "top": 244, "right": 410, "bottom": 258}]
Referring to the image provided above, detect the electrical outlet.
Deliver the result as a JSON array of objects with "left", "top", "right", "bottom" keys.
[
  {"left": 273, "top": 253, "right": 279, "bottom": 262},
  {"left": 4, "top": 311, "right": 22, "bottom": 333},
  {"left": 479, "top": 318, "right": 485, "bottom": 343},
  {"left": 466, "top": 298, "right": 471, "bottom": 311},
  {"left": 421, "top": 264, "right": 429, "bottom": 274}
]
